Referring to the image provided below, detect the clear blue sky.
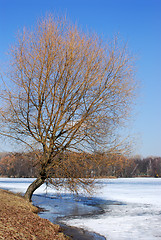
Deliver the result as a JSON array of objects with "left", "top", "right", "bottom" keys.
[{"left": 0, "top": 0, "right": 161, "bottom": 157}]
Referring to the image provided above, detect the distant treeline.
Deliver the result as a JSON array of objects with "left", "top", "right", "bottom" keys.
[{"left": 0, "top": 151, "right": 160, "bottom": 178}]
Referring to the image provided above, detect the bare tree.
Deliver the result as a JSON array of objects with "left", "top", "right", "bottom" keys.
[{"left": 0, "top": 15, "right": 136, "bottom": 201}]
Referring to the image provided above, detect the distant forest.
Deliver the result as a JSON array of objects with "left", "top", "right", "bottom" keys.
[{"left": 0, "top": 152, "right": 161, "bottom": 178}]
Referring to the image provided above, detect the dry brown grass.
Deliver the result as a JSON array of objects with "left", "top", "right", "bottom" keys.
[{"left": 0, "top": 189, "right": 69, "bottom": 240}]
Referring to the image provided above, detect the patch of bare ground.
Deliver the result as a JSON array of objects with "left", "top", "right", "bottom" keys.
[{"left": 0, "top": 189, "right": 69, "bottom": 240}]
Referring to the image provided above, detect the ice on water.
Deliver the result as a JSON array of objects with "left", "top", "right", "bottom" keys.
[{"left": 0, "top": 177, "right": 161, "bottom": 240}]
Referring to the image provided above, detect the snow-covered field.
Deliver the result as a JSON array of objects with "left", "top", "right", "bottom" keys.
[{"left": 0, "top": 177, "right": 161, "bottom": 240}]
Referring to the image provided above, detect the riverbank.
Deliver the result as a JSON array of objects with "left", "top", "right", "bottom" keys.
[
  {"left": 0, "top": 189, "right": 68, "bottom": 239},
  {"left": 0, "top": 188, "right": 106, "bottom": 240}
]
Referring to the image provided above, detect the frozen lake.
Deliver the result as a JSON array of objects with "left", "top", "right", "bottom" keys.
[{"left": 0, "top": 177, "right": 161, "bottom": 239}]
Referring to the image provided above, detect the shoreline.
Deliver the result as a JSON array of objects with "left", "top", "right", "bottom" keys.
[
  {"left": 36, "top": 205, "right": 106, "bottom": 239},
  {"left": 33, "top": 193, "right": 106, "bottom": 239},
  {"left": 0, "top": 187, "right": 106, "bottom": 239},
  {"left": 36, "top": 197, "right": 106, "bottom": 240},
  {"left": 32, "top": 192, "right": 107, "bottom": 240},
  {"left": 59, "top": 223, "right": 106, "bottom": 240}
]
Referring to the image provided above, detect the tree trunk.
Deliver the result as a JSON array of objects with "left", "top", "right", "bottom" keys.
[{"left": 24, "top": 177, "right": 45, "bottom": 202}]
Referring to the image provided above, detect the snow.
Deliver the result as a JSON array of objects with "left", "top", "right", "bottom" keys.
[
  {"left": 64, "top": 178, "right": 161, "bottom": 240},
  {"left": 0, "top": 177, "right": 161, "bottom": 240}
]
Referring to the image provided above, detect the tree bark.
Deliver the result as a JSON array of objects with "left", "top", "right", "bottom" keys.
[{"left": 24, "top": 177, "right": 45, "bottom": 202}]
